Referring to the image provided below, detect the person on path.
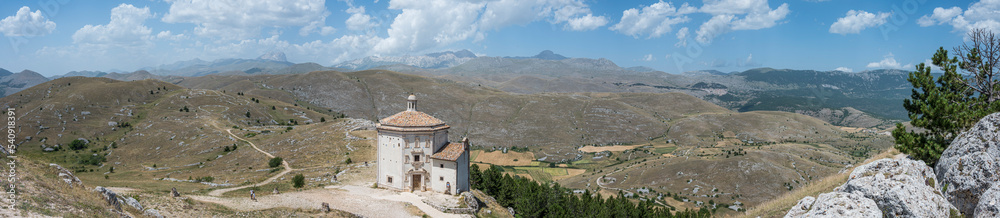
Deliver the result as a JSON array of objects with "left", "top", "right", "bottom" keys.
[{"left": 250, "top": 189, "right": 257, "bottom": 202}]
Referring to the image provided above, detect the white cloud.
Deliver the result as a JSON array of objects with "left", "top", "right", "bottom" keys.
[
  {"left": 566, "top": 14, "right": 608, "bottom": 31},
  {"left": 643, "top": 54, "right": 654, "bottom": 61},
  {"left": 373, "top": 0, "right": 607, "bottom": 55},
  {"left": 917, "top": 7, "right": 962, "bottom": 27},
  {"left": 675, "top": 27, "right": 689, "bottom": 47},
  {"left": 834, "top": 67, "right": 853, "bottom": 72},
  {"left": 867, "top": 53, "right": 912, "bottom": 69},
  {"left": 741, "top": 53, "right": 760, "bottom": 67},
  {"left": 694, "top": 0, "right": 790, "bottom": 44},
  {"left": 156, "top": 31, "right": 187, "bottom": 41},
  {"left": 162, "top": 0, "right": 331, "bottom": 40},
  {"left": 829, "top": 10, "right": 890, "bottom": 34},
  {"left": 373, "top": 0, "right": 485, "bottom": 55},
  {"left": 477, "top": 0, "right": 608, "bottom": 31},
  {"left": 0, "top": 6, "right": 56, "bottom": 37},
  {"left": 345, "top": 6, "right": 375, "bottom": 31},
  {"left": 917, "top": 1, "right": 1000, "bottom": 35},
  {"left": 610, "top": 1, "right": 696, "bottom": 38},
  {"left": 72, "top": 4, "right": 153, "bottom": 47}
]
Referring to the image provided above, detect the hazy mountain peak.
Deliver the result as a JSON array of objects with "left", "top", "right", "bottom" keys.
[
  {"left": 0, "top": 68, "right": 12, "bottom": 77},
  {"left": 533, "top": 50, "right": 567, "bottom": 60},
  {"left": 426, "top": 49, "right": 477, "bottom": 58},
  {"left": 258, "top": 51, "right": 287, "bottom": 62}
]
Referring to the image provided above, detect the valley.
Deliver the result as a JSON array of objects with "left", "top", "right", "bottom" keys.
[{"left": 1, "top": 68, "right": 894, "bottom": 216}]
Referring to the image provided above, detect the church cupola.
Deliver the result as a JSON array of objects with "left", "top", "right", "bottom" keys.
[{"left": 407, "top": 94, "right": 417, "bottom": 111}]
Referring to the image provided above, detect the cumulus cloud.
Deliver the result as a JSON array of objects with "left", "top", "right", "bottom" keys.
[
  {"left": 834, "top": 67, "right": 853, "bottom": 72},
  {"left": 643, "top": 54, "right": 655, "bottom": 61},
  {"left": 867, "top": 53, "right": 911, "bottom": 69},
  {"left": 610, "top": 1, "right": 696, "bottom": 38},
  {"left": 345, "top": 6, "right": 374, "bottom": 31},
  {"left": 917, "top": 1, "right": 1000, "bottom": 34},
  {"left": 72, "top": 4, "right": 153, "bottom": 47},
  {"left": 695, "top": 0, "right": 790, "bottom": 44},
  {"left": 373, "top": 0, "right": 607, "bottom": 55},
  {"left": 162, "top": 0, "right": 331, "bottom": 40},
  {"left": 477, "top": 0, "right": 607, "bottom": 31},
  {"left": 829, "top": 10, "right": 891, "bottom": 34},
  {"left": 675, "top": 27, "right": 689, "bottom": 47},
  {"left": 0, "top": 6, "right": 56, "bottom": 37}
]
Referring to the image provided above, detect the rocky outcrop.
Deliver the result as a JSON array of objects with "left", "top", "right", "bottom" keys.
[
  {"left": 836, "top": 156, "right": 956, "bottom": 217},
  {"left": 785, "top": 155, "right": 958, "bottom": 217},
  {"left": 144, "top": 208, "right": 164, "bottom": 218},
  {"left": 935, "top": 112, "right": 1000, "bottom": 217},
  {"left": 784, "top": 192, "right": 880, "bottom": 218},
  {"left": 94, "top": 186, "right": 123, "bottom": 212},
  {"left": 49, "top": 163, "right": 83, "bottom": 187},
  {"left": 976, "top": 183, "right": 1000, "bottom": 218},
  {"left": 123, "top": 196, "right": 142, "bottom": 211}
]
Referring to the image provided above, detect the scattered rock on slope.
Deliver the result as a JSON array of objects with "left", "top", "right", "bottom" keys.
[
  {"left": 784, "top": 192, "right": 880, "bottom": 218},
  {"left": 935, "top": 112, "right": 1000, "bottom": 217}
]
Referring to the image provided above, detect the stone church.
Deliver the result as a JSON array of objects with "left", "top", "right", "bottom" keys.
[{"left": 376, "top": 95, "right": 469, "bottom": 194}]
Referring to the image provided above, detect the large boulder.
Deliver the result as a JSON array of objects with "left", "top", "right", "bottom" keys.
[
  {"left": 784, "top": 192, "right": 881, "bottom": 218},
  {"left": 976, "top": 183, "right": 1000, "bottom": 218},
  {"left": 936, "top": 112, "right": 1000, "bottom": 216},
  {"left": 835, "top": 156, "right": 956, "bottom": 217}
]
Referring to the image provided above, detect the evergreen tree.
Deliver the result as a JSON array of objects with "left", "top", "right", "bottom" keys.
[{"left": 894, "top": 29, "right": 1000, "bottom": 166}]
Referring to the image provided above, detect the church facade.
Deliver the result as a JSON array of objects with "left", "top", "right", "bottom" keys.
[{"left": 376, "top": 95, "right": 469, "bottom": 194}]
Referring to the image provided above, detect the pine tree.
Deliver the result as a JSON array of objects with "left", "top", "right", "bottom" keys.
[{"left": 894, "top": 29, "right": 1000, "bottom": 166}]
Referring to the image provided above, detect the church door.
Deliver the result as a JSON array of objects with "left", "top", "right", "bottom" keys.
[{"left": 411, "top": 175, "right": 421, "bottom": 191}]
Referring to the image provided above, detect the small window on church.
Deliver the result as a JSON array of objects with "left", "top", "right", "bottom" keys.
[
  {"left": 440, "top": 164, "right": 444, "bottom": 168},
  {"left": 414, "top": 155, "right": 420, "bottom": 162},
  {"left": 440, "top": 176, "right": 444, "bottom": 181},
  {"left": 388, "top": 176, "right": 393, "bottom": 183}
]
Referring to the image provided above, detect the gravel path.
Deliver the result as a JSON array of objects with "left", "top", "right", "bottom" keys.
[
  {"left": 189, "top": 185, "right": 464, "bottom": 218},
  {"left": 207, "top": 127, "right": 293, "bottom": 196}
]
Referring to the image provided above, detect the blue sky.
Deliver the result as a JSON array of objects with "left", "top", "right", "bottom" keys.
[{"left": 0, "top": 0, "right": 993, "bottom": 76}]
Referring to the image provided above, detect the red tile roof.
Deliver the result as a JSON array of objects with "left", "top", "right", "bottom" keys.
[
  {"left": 380, "top": 111, "right": 446, "bottom": 127},
  {"left": 431, "top": 142, "right": 465, "bottom": 161}
]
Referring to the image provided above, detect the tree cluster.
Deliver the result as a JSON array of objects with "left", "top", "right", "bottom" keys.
[
  {"left": 470, "top": 164, "right": 711, "bottom": 218},
  {"left": 894, "top": 29, "right": 1000, "bottom": 166}
]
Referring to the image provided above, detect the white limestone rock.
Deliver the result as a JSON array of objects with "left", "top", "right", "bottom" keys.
[
  {"left": 835, "top": 157, "right": 956, "bottom": 217},
  {"left": 975, "top": 183, "right": 1000, "bottom": 218},
  {"left": 784, "top": 192, "right": 881, "bottom": 218},
  {"left": 935, "top": 112, "right": 1000, "bottom": 217}
]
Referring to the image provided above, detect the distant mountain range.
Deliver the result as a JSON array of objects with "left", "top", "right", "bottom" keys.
[
  {"left": 9, "top": 49, "right": 923, "bottom": 127},
  {"left": 333, "top": 49, "right": 479, "bottom": 70},
  {"left": 0, "top": 68, "right": 50, "bottom": 96}
]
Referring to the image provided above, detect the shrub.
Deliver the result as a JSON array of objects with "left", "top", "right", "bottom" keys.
[
  {"left": 69, "top": 139, "right": 87, "bottom": 150},
  {"left": 344, "top": 158, "right": 352, "bottom": 164},
  {"left": 292, "top": 174, "right": 305, "bottom": 188},
  {"left": 269, "top": 157, "right": 283, "bottom": 168}
]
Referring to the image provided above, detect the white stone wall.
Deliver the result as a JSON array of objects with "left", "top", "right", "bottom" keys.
[
  {"left": 456, "top": 148, "right": 470, "bottom": 193},
  {"left": 377, "top": 131, "right": 404, "bottom": 190},
  {"left": 431, "top": 159, "right": 458, "bottom": 194}
]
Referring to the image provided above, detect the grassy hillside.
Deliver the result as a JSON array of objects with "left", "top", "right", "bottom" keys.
[
  {"left": 175, "top": 70, "right": 894, "bottom": 216},
  {"left": 0, "top": 77, "right": 360, "bottom": 198}
]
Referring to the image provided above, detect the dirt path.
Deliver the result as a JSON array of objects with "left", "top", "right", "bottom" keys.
[
  {"left": 206, "top": 127, "right": 293, "bottom": 196},
  {"left": 189, "top": 185, "right": 463, "bottom": 218}
]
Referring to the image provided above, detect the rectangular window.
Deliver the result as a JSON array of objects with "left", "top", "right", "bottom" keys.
[
  {"left": 440, "top": 176, "right": 444, "bottom": 181},
  {"left": 388, "top": 176, "right": 393, "bottom": 183},
  {"left": 414, "top": 155, "right": 420, "bottom": 162}
]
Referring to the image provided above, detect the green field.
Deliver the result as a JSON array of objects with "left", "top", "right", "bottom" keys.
[{"left": 653, "top": 146, "right": 678, "bottom": 154}]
